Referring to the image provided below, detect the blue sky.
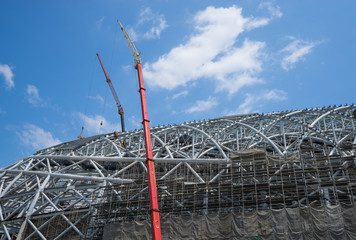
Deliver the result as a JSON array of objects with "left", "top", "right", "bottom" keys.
[{"left": 1, "top": 0, "right": 355, "bottom": 167}]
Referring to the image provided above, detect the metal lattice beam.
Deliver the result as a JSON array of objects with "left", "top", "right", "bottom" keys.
[{"left": 0, "top": 104, "right": 355, "bottom": 239}]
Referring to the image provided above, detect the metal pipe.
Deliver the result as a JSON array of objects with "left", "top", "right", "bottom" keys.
[
  {"left": 0, "top": 169, "right": 134, "bottom": 183},
  {"left": 22, "top": 155, "right": 229, "bottom": 163}
]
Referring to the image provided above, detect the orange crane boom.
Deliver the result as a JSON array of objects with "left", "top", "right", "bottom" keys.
[
  {"left": 96, "top": 53, "right": 126, "bottom": 132},
  {"left": 118, "top": 20, "right": 162, "bottom": 240}
]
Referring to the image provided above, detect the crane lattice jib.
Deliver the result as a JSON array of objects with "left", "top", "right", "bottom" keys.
[
  {"left": 108, "top": 82, "right": 124, "bottom": 115},
  {"left": 96, "top": 53, "right": 125, "bottom": 132},
  {"left": 117, "top": 20, "right": 141, "bottom": 67},
  {"left": 96, "top": 53, "right": 124, "bottom": 115}
]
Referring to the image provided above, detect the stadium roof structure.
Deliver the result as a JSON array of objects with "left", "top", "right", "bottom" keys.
[{"left": 0, "top": 104, "right": 356, "bottom": 239}]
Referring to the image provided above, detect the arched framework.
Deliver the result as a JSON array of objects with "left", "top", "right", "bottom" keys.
[{"left": 0, "top": 105, "right": 355, "bottom": 239}]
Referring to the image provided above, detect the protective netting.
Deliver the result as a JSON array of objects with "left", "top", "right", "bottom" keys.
[{"left": 103, "top": 205, "right": 356, "bottom": 240}]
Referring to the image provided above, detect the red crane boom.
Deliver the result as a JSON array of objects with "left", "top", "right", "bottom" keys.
[
  {"left": 118, "top": 20, "right": 162, "bottom": 240},
  {"left": 96, "top": 53, "right": 126, "bottom": 132}
]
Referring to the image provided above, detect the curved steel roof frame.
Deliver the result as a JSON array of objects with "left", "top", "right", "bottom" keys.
[{"left": 0, "top": 104, "right": 355, "bottom": 239}]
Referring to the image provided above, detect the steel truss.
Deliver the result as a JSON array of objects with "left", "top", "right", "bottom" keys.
[{"left": 0, "top": 105, "right": 355, "bottom": 239}]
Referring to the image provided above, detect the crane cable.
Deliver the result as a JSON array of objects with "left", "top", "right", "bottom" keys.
[
  {"left": 109, "top": 23, "right": 119, "bottom": 74},
  {"left": 100, "top": 86, "right": 109, "bottom": 127},
  {"left": 100, "top": 23, "right": 119, "bottom": 128},
  {"left": 78, "top": 55, "right": 97, "bottom": 139}
]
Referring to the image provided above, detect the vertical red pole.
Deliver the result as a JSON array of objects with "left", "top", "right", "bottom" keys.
[{"left": 136, "top": 63, "right": 162, "bottom": 240}]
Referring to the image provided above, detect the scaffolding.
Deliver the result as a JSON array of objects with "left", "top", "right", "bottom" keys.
[{"left": 0, "top": 105, "right": 355, "bottom": 239}]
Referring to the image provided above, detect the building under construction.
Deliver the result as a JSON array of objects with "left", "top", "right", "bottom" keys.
[{"left": 0, "top": 104, "right": 355, "bottom": 239}]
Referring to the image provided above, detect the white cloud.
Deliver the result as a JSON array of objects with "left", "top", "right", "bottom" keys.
[
  {"left": 235, "top": 94, "right": 256, "bottom": 114},
  {"left": 245, "top": 1, "right": 282, "bottom": 30},
  {"left": 97, "top": 16, "right": 105, "bottom": 29},
  {"left": 245, "top": 18, "right": 270, "bottom": 30},
  {"left": 263, "top": 89, "right": 287, "bottom": 101},
  {"left": 122, "top": 64, "right": 132, "bottom": 72},
  {"left": 204, "top": 39, "right": 265, "bottom": 95},
  {"left": 88, "top": 94, "right": 104, "bottom": 103},
  {"left": 0, "top": 107, "right": 6, "bottom": 114},
  {"left": 140, "top": 7, "right": 167, "bottom": 40},
  {"left": 0, "top": 63, "right": 15, "bottom": 89},
  {"left": 186, "top": 96, "right": 218, "bottom": 113},
  {"left": 17, "top": 124, "right": 61, "bottom": 150},
  {"left": 281, "top": 38, "right": 319, "bottom": 70},
  {"left": 143, "top": 5, "right": 269, "bottom": 95},
  {"left": 230, "top": 89, "right": 287, "bottom": 114},
  {"left": 172, "top": 90, "right": 188, "bottom": 99},
  {"left": 259, "top": 1, "right": 283, "bottom": 18},
  {"left": 129, "top": 7, "right": 167, "bottom": 41},
  {"left": 76, "top": 112, "right": 122, "bottom": 135},
  {"left": 128, "top": 115, "right": 142, "bottom": 129},
  {"left": 26, "top": 84, "right": 42, "bottom": 106}
]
